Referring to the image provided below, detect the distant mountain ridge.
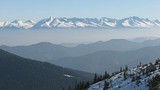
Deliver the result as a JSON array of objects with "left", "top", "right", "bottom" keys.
[
  {"left": 1, "top": 39, "right": 160, "bottom": 73},
  {"left": 0, "top": 20, "right": 35, "bottom": 29},
  {"left": 1, "top": 39, "right": 160, "bottom": 62},
  {"left": 0, "top": 49, "right": 93, "bottom": 90},
  {"left": 57, "top": 45, "right": 160, "bottom": 73},
  {"left": 1, "top": 16, "right": 160, "bottom": 29}
]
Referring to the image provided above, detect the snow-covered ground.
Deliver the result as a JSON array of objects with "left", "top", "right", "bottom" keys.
[
  {"left": 64, "top": 74, "right": 74, "bottom": 78},
  {"left": 88, "top": 60, "right": 160, "bottom": 90}
]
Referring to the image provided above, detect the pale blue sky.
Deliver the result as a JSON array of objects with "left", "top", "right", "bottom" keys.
[{"left": 1, "top": 0, "right": 160, "bottom": 21}]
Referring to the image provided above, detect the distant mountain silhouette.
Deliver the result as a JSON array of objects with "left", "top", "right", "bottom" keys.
[
  {"left": 56, "top": 45, "right": 160, "bottom": 73},
  {"left": 0, "top": 49, "right": 93, "bottom": 90},
  {"left": 1, "top": 39, "right": 160, "bottom": 62}
]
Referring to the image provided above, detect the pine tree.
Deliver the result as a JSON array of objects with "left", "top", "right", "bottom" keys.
[
  {"left": 103, "top": 81, "right": 109, "bottom": 90},
  {"left": 103, "top": 71, "right": 110, "bottom": 79},
  {"left": 123, "top": 71, "right": 127, "bottom": 80},
  {"left": 148, "top": 74, "right": 160, "bottom": 90},
  {"left": 125, "top": 65, "right": 128, "bottom": 71},
  {"left": 139, "top": 62, "right": 142, "bottom": 66},
  {"left": 93, "top": 73, "right": 98, "bottom": 83},
  {"left": 120, "top": 67, "right": 123, "bottom": 72}
]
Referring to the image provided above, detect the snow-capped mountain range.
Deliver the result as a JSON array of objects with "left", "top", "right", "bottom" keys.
[
  {"left": 1, "top": 16, "right": 160, "bottom": 29},
  {"left": 0, "top": 20, "right": 36, "bottom": 29}
]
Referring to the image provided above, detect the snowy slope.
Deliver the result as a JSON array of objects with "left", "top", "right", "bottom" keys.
[
  {"left": 120, "top": 17, "right": 155, "bottom": 27},
  {"left": 0, "top": 20, "right": 35, "bottom": 29},
  {"left": 1, "top": 16, "right": 160, "bottom": 29},
  {"left": 88, "top": 60, "right": 160, "bottom": 90},
  {"left": 33, "top": 16, "right": 160, "bottom": 29}
]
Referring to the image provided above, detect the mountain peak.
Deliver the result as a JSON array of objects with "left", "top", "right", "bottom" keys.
[
  {"left": 12, "top": 20, "right": 23, "bottom": 23},
  {"left": 26, "top": 20, "right": 35, "bottom": 23},
  {"left": 48, "top": 16, "right": 54, "bottom": 20},
  {"left": 31, "top": 42, "right": 54, "bottom": 46},
  {"left": 1, "top": 16, "right": 160, "bottom": 29}
]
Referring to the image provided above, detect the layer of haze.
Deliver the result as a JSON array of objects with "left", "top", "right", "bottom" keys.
[{"left": 1, "top": 28, "right": 160, "bottom": 46}]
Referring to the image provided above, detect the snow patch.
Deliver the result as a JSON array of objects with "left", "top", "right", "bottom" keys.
[{"left": 64, "top": 74, "right": 73, "bottom": 78}]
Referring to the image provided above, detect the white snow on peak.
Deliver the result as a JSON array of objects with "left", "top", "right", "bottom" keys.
[
  {"left": 0, "top": 20, "right": 35, "bottom": 29},
  {"left": 122, "top": 20, "right": 131, "bottom": 27},
  {"left": 0, "top": 22, "right": 5, "bottom": 27},
  {"left": 1, "top": 16, "right": 160, "bottom": 29},
  {"left": 75, "top": 22, "right": 87, "bottom": 27},
  {"left": 100, "top": 18, "right": 117, "bottom": 27}
]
